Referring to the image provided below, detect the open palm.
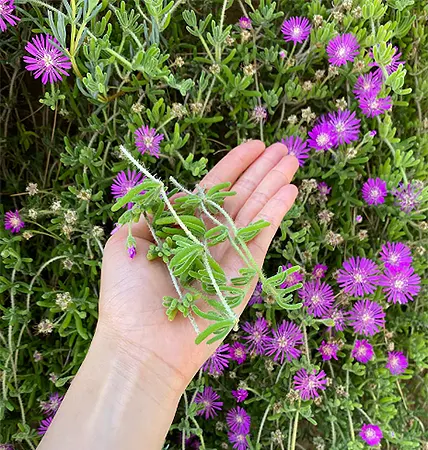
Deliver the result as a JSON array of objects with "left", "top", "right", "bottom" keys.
[{"left": 99, "top": 140, "right": 298, "bottom": 388}]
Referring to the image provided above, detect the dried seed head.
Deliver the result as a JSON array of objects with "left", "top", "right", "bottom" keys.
[{"left": 26, "top": 183, "right": 39, "bottom": 196}]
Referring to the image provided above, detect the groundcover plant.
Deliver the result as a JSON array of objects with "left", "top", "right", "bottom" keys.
[{"left": 0, "top": 0, "right": 427, "bottom": 448}]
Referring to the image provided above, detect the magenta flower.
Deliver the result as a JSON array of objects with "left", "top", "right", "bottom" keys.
[
  {"left": 40, "top": 392, "right": 63, "bottom": 415},
  {"left": 280, "top": 263, "right": 304, "bottom": 289},
  {"left": 386, "top": 351, "right": 408, "bottom": 375},
  {"left": 226, "top": 406, "right": 251, "bottom": 434},
  {"left": 281, "top": 136, "right": 309, "bottom": 166},
  {"left": 238, "top": 16, "right": 252, "bottom": 29},
  {"left": 318, "top": 340, "right": 339, "bottom": 361},
  {"left": 392, "top": 182, "right": 423, "bottom": 213},
  {"left": 352, "top": 339, "right": 374, "bottom": 364},
  {"left": 348, "top": 299, "right": 385, "bottom": 336},
  {"left": 232, "top": 389, "right": 248, "bottom": 403},
  {"left": 379, "top": 242, "right": 412, "bottom": 269},
  {"left": 356, "top": 215, "right": 363, "bottom": 223},
  {"left": 202, "top": 344, "right": 230, "bottom": 375},
  {"left": 312, "top": 263, "right": 328, "bottom": 279},
  {"left": 111, "top": 169, "right": 145, "bottom": 209},
  {"left": 228, "top": 431, "right": 249, "bottom": 450},
  {"left": 0, "top": 444, "right": 14, "bottom": 450},
  {"left": 37, "top": 416, "right": 53, "bottom": 435},
  {"left": 307, "top": 122, "right": 337, "bottom": 151},
  {"left": 194, "top": 386, "right": 223, "bottom": 419},
  {"left": 127, "top": 245, "right": 136, "bottom": 259},
  {"left": 358, "top": 95, "right": 392, "bottom": 117},
  {"left": 134, "top": 125, "right": 164, "bottom": 158},
  {"left": 353, "top": 72, "right": 383, "bottom": 99},
  {"left": 299, "top": 280, "right": 335, "bottom": 318},
  {"left": 252, "top": 106, "right": 267, "bottom": 122},
  {"left": 229, "top": 342, "right": 247, "bottom": 364},
  {"left": 327, "top": 109, "right": 361, "bottom": 146},
  {"left": 327, "top": 306, "right": 349, "bottom": 332},
  {"left": 265, "top": 320, "right": 303, "bottom": 363},
  {"left": 23, "top": 34, "right": 71, "bottom": 84},
  {"left": 317, "top": 182, "right": 331, "bottom": 196},
  {"left": 293, "top": 368, "right": 327, "bottom": 400},
  {"left": 183, "top": 434, "right": 200, "bottom": 450},
  {"left": 337, "top": 257, "right": 380, "bottom": 297},
  {"left": 361, "top": 178, "right": 388, "bottom": 205},
  {"left": 0, "top": 0, "right": 19, "bottom": 32},
  {"left": 248, "top": 282, "right": 263, "bottom": 305},
  {"left": 379, "top": 266, "right": 421, "bottom": 305},
  {"left": 369, "top": 45, "right": 404, "bottom": 77},
  {"left": 281, "top": 16, "right": 311, "bottom": 44},
  {"left": 360, "top": 424, "right": 383, "bottom": 446},
  {"left": 326, "top": 33, "right": 360, "bottom": 66},
  {"left": 242, "top": 317, "right": 270, "bottom": 356},
  {"left": 4, "top": 210, "right": 24, "bottom": 233}
]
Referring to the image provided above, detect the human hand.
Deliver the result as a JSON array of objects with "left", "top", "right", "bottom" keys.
[{"left": 100, "top": 140, "right": 299, "bottom": 390}]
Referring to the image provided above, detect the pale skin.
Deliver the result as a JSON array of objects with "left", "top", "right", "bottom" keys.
[{"left": 38, "top": 140, "right": 299, "bottom": 450}]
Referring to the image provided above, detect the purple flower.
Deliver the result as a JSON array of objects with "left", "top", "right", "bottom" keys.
[
  {"left": 238, "top": 17, "right": 252, "bottom": 29},
  {"left": 379, "top": 266, "right": 421, "bottom": 305},
  {"left": 281, "top": 16, "right": 311, "bottom": 44},
  {"left": 280, "top": 263, "right": 304, "bottom": 289},
  {"left": 40, "top": 392, "right": 63, "bottom": 415},
  {"left": 265, "top": 320, "right": 303, "bottom": 363},
  {"left": 318, "top": 340, "right": 339, "bottom": 361},
  {"left": 327, "top": 306, "right": 349, "bottom": 332},
  {"left": 379, "top": 242, "right": 412, "bottom": 269},
  {"left": 128, "top": 245, "right": 136, "bottom": 259},
  {"left": 358, "top": 95, "right": 392, "bottom": 117},
  {"left": 356, "top": 215, "right": 363, "bottom": 223},
  {"left": 0, "top": 444, "right": 14, "bottom": 450},
  {"left": 228, "top": 431, "right": 249, "bottom": 450},
  {"left": 248, "top": 282, "right": 263, "bottom": 305},
  {"left": 229, "top": 343, "right": 247, "bottom": 364},
  {"left": 386, "top": 351, "right": 408, "bottom": 375},
  {"left": 37, "top": 416, "right": 53, "bottom": 435},
  {"left": 369, "top": 45, "right": 404, "bottom": 77},
  {"left": 352, "top": 339, "right": 374, "bottom": 364},
  {"left": 312, "top": 264, "right": 328, "bottom": 279},
  {"left": 280, "top": 136, "right": 309, "bottom": 167},
  {"left": 134, "top": 125, "right": 164, "bottom": 158},
  {"left": 23, "top": 34, "right": 71, "bottom": 84},
  {"left": 299, "top": 281, "right": 335, "bottom": 318},
  {"left": 242, "top": 317, "right": 270, "bottom": 356},
  {"left": 307, "top": 122, "right": 337, "bottom": 151},
  {"left": 337, "top": 257, "right": 380, "bottom": 297},
  {"left": 348, "top": 299, "right": 385, "bottom": 336},
  {"left": 194, "top": 386, "right": 223, "bottom": 419},
  {"left": 293, "top": 368, "right": 327, "bottom": 400},
  {"left": 111, "top": 169, "right": 145, "bottom": 209},
  {"left": 110, "top": 223, "right": 121, "bottom": 235},
  {"left": 232, "top": 389, "right": 248, "bottom": 403},
  {"left": 360, "top": 424, "right": 383, "bottom": 446},
  {"left": 226, "top": 406, "right": 251, "bottom": 434},
  {"left": 0, "top": 0, "right": 19, "bottom": 32},
  {"left": 361, "top": 178, "right": 388, "bottom": 205},
  {"left": 326, "top": 33, "right": 360, "bottom": 66},
  {"left": 4, "top": 210, "right": 24, "bottom": 233},
  {"left": 202, "top": 344, "right": 230, "bottom": 375},
  {"left": 183, "top": 434, "right": 200, "bottom": 450},
  {"left": 353, "top": 72, "right": 383, "bottom": 99},
  {"left": 317, "top": 182, "right": 331, "bottom": 196},
  {"left": 392, "top": 181, "right": 423, "bottom": 213},
  {"left": 327, "top": 110, "right": 360, "bottom": 145}
]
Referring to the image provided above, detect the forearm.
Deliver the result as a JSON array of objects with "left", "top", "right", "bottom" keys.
[{"left": 38, "top": 324, "right": 185, "bottom": 450}]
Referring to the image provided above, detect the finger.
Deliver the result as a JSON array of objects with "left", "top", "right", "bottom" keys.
[
  {"left": 246, "top": 184, "right": 298, "bottom": 265},
  {"left": 224, "top": 142, "right": 289, "bottom": 219},
  {"left": 234, "top": 154, "right": 299, "bottom": 228},
  {"left": 199, "top": 140, "right": 265, "bottom": 190},
  {"left": 220, "top": 184, "right": 298, "bottom": 317},
  {"left": 107, "top": 215, "right": 154, "bottom": 245}
]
